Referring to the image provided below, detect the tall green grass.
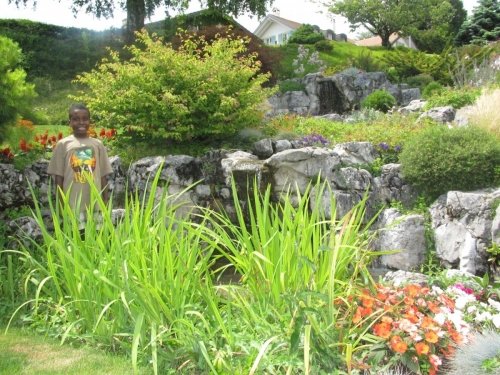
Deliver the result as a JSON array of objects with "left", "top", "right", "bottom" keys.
[{"left": 3, "top": 170, "right": 382, "bottom": 373}]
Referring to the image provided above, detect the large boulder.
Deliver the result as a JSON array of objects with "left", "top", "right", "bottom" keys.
[{"left": 430, "top": 188, "right": 500, "bottom": 275}]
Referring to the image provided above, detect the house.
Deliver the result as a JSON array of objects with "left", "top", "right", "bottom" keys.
[
  {"left": 253, "top": 14, "right": 347, "bottom": 46},
  {"left": 354, "top": 33, "right": 418, "bottom": 50}
]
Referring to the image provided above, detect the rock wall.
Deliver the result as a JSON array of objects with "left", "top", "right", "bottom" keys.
[{"left": 1, "top": 141, "right": 498, "bottom": 277}]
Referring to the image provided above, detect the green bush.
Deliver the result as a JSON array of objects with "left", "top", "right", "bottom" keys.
[
  {"left": 422, "top": 81, "right": 444, "bottom": 99},
  {"left": 314, "top": 40, "right": 333, "bottom": 52},
  {"left": 361, "top": 90, "right": 396, "bottom": 113},
  {"left": 288, "top": 24, "right": 325, "bottom": 44},
  {"left": 424, "top": 87, "right": 481, "bottom": 109},
  {"left": 406, "top": 74, "right": 434, "bottom": 90},
  {"left": 278, "top": 79, "right": 305, "bottom": 93},
  {"left": 0, "top": 35, "right": 36, "bottom": 142},
  {"left": 400, "top": 126, "right": 500, "bottom": 201},
  {"left": 72, "top": 31, "right": 275, "bottom": 143}
]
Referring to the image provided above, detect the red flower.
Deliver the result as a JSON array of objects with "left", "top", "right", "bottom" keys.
[
  {"left": 58, "top": 132, "right": 63, "bottom": 140},
  {"left": 99, "top": 128, "right": 106, "bottom": 137},
  {"left": 19, "top": 138, "right": 29, "bottom": 152}
]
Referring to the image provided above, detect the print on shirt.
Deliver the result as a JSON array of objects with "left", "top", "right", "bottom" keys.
[{"left": 70, "top": 146, "right": 96, "bottom": 183}]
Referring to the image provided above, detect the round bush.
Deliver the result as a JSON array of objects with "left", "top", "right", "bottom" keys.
[
  {"left": 314, "top": 40, "right": 333, "bottom": 52},
  {"left": 361, "top": 90, "right": 396, "bottom": 113},
  {"left": 422, "top": 81, "right": 444, "bottom": 99},
  {"left": 399, "top": 126, "right": 500, "bottom": 201}
]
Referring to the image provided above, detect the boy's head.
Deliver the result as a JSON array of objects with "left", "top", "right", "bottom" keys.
[{"left": 69, "top": 103, "right": 90, "bottom": 138}]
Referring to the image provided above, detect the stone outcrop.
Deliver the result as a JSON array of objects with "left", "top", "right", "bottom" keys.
[{"left": 267, "top": 68, "right": 421, "bottom": 116}]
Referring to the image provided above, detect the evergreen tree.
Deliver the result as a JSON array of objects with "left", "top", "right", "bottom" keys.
[{"left": 456, "top": 0, "right": 500, "bottom": 45}]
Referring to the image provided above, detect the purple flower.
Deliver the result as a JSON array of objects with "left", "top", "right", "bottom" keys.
[
  {"left": 394, "top": 145, "right": 402, "bottom": 152},
  {"left": 379, "top": 142, "right": 389, "bottom": 151}
]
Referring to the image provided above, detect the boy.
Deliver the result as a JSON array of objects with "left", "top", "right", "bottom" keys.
[{"left": 48, "top": 103, "right": 113, "bottom": 214}]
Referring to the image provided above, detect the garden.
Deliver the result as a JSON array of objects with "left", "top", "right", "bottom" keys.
[{"left": 1, "top": 14, "right": 500, "bottom": 375}]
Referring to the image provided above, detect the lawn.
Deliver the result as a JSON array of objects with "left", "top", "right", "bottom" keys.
[{"left": 0, "top": 328, "right": 149, "bottom": 374}]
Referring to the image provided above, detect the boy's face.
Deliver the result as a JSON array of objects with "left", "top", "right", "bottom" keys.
[{"left": 69, "top": 109, "right": 90, "bottom": 138}]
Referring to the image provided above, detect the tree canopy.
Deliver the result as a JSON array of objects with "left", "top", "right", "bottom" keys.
[
  {"left": 328, "top": 0, "right": 463, "bottom": 49},
  {"left": 455, "top": 0, "right": 500, "bottom": 45},
  {"left": 8, "top": 0, "right": 275, "bottom": 43}
]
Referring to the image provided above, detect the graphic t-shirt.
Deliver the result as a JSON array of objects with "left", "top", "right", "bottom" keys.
[{"left": 47, "top": 135, "right": 113, "bottom": 212}]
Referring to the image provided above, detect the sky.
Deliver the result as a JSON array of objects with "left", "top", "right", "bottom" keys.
[{"left": 1, "top": 0, "right": 480, "bottom": 37}]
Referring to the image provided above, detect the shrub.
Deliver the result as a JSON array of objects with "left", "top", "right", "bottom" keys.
[
  {"left": 314, "top": 40, "right": 333, "bottom": 52},
  {"left": 72, "top": 30, "right": 275, "bottom": 143},
  {"left": 278, "top": 79, "right": 305, "bottom": 93},
  {"left": 422, "top": 81, "right": 444, "bottom": 99},
  {"left": 0, "top": 35, "right": 36, "bottom": 143},
  {"left": 405, "top": 73, "right": 434, "bottom": 90},
  {"left": 361, "top": 90, "right": 396, "bottom": 113},
  {"left": 424, "top": 87, "right": 481, "bottom": 109},
  {"left": 399, "top": 126, "right": 500, "bottom": 201},
  {"left": 288, "top": 24, "right": 325, "bottom": 44}
]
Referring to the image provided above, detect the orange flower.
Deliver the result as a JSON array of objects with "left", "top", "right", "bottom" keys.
[
  {"left": 425, "top": 330, "right": 439, "bottom": 344},
  {"left": 389, "top": 336, "right": 408, "bottom": 354},
  {"left": 449, "top": 329, "right": 463, "bottom": 344},
  {"left": 421, "top": 316, "right": 436, "bottom": 329},
  {"left": 404, "top": 284, "right": 421, "bottom": 297},
  {"left": 353, "top": 307, "right": 362, "bottom": 323},
  {"left": 427, "top": 301, "right": 441, "bottom": 314},
  {"left": 415, "top": 342, "right": 430, "bottom": 356},
  {"left": 373, "top": 322, "right": 392, "bottom": 339}
]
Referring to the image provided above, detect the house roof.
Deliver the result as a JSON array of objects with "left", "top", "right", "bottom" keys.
[
  {"left": 253, "top": 14, "right": 302, "bottom": 37},
  {"left": 354, "top": 33, "right": 400, "bottom": 47}
]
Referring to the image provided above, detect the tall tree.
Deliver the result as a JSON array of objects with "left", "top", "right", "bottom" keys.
[
  {"left": 8, "top": 0, "right": 275, "bottom": 43},
  {"left": 328, "top": 0, "right": 459, "bottom": 49},
  {"left": 455, "top": 0, "right": 500, "bottom": 45}
]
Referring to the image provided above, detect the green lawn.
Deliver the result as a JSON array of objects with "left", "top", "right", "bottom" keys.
[{"left": 0, "top": 328, "right": 150, "bottom": 375}]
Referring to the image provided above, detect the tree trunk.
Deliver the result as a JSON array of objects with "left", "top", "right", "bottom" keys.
[
  {"left": 380, "top": 32, "right": 392, "bottom": 48},
  {"left": 125, "top": 0, "right": 146, "bottom": 44}
]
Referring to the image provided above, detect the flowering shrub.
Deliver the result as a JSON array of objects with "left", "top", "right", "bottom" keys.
[
  {"left": 348, "top": 283, "right": 473, "bottom": 374},
  {"left": 298, "top": 133, "right": 330, "bottom": 147}
]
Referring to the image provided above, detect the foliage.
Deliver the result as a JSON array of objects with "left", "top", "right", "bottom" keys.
[
  {"left": 450, "top": 42, "right": 500, "bottom": 87},
  {"left": 278, "top": 79, "right": 305, "bottom": 93},
  {"left": 290, "top": 44, "right": 327, "bottom": 77},
  {"left": 455, "top": 0, "right": 500, "bottom": 45},
  {"left": 289, "top": 24, "right": 325, "bottom": 44},
  {"left": 0, "top": 19, "right": 123, "bottom": 80},
  {"left": 421, "top": 81, "right": 444, "bottom": 99},
  {"left": 465, "top": 88, "right": 500, "bottom": 137},
  {"left": 408, "top": 0, "right": 464, "bottom": 53},
  {"left": 399, "top": 126, "right": 500, "bottom": 201},
  {"left": 405, "top": 73, "right": 434, "bottom": 91},
  {"left": 423, "top": 86, "right": 481, "bottom": 109},
  {"left": 380, "top": 47, "right": 455, "bottom": 84},
  {"left": 314, "top": 39, "right": 333, "bottom": 52},
  {"left": 361, "top": 90, "right": 396, "bottom": 112},
  {"left": 329, "top": 0, "right": 454, "bottom": 49},
  {"left": 349, "top": 49, "right": 384, "bottom": 72},
  {"left": 73, "top": 30, "right": 275, "bottom": 143},
  {"left": 0, "top": 35, "right": 37, "bottom": 143}
]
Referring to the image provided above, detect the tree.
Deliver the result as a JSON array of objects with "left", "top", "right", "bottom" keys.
[
  {"left": 8, "top": 0, "right": 275, "bottom": 43},
  {"left": 456, "top": 0, "right": 500, "bottom": 45},
  {"left": 408, "top": 0, "right": 463, "bottom": 53},
  {"left": 0, "top": 35, "right": 36, "bottom": 143},
  {"left": 328, "top": 0, "right": 460, "bottom": 49}
]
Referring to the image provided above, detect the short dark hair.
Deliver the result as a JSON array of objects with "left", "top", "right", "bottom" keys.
[{"left": 69, "top": 103, "right": 90, "bottom": 119}]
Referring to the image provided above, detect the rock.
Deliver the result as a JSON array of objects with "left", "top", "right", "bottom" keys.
[
  {"left": 430, "top": 188, "right": 500, "bottom": 275},
  {"left": 274, "top": 139, "right": 293, "bottom": 153},
  {"left": 253, "top": 139, "right": 274, "bottom": 159},
  {"left": 331, "top": 142, "right": 378, "bottom": 166},
  {"left": 372, "top": 208, "right": 427, "bottom": 271},
  {"left": 398, "top": 99, "right": 426, "bottom": 114},
  {"left": 419, "top": 106, "right": 456, "bottom": 123},
  {"left": 373, "top": 163, "right": 417, "bottom": 208},
  {"left": 383, "top": 270, "right": 428, "bottom": 287}
]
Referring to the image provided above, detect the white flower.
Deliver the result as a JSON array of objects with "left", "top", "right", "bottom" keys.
[
  {"left": 434, "top": 313, "right": 446, "bottom": 325},
  {"left": 467, "top": 305, "right": 477, "bottom": 314},
  {"left": 455, "top": 296, "right": 472, "bottom": 310},
  {"left": 488, "top": 298, "right": 500, "bottom": 312},
  {"left": 492, "top": 314, "right": 500, "bottom": 328}
]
